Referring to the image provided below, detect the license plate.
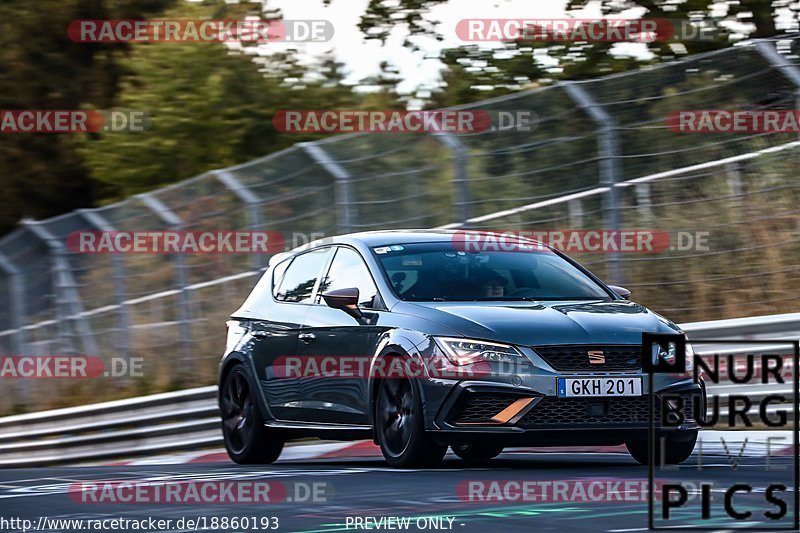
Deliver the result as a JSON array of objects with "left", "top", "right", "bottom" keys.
[{"left": 557, "top": 376, "right": 642, "bottom": 397}]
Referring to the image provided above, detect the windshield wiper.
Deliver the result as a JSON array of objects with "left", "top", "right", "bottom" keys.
[{"left": 473, "top": 297, "right": 538, "bottom": 301}]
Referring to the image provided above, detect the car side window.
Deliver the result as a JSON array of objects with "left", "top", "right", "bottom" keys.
[
  {"left": 271, "top": 258, "right": 292, "bottom": 299},
  {"left": 317, "top": 247, "right": 378, "bottom": 308},
  {"left": 274, "top": 249, "right": 330, "bottom": 303}
]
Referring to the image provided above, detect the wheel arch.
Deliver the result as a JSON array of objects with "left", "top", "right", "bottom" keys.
[
  {"left": 218, "top": 351, "right": 275, "bottom": 421},
  {"left": 368, "top": 332, "right": 428, "bottom": 436}
]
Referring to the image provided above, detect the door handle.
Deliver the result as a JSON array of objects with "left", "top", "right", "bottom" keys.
[
  {"left": 299, "top": 332, "right": 316, "bottom": 344},
  {"left": 251, "top": 330, "right": 269, "bottom": 339}
]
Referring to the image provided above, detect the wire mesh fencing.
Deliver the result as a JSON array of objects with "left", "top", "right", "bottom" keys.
[{"left": 1, "top": 36, "right": 799, "bottom": 413}]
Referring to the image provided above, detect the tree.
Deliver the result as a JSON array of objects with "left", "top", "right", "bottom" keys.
[
  {"left": 355, "top": 0, "right": 797, "bottom": 103},
  {"left": 78, "top": 1, "right": 369, "bottom": 197},
  {"left": 0, "top": 0, "right": 180, "bottom": 234},
  {"left": 333, "top": 0, "right": 448, "bottom": 49}
]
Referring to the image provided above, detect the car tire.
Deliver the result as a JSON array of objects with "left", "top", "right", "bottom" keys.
[
  {"left": 452, "top": 442, "right": 504, "bottom": 462},
  {"left": 375, "top": 377, "right": 447, "bottom": 468},
  {"left": 626, "top": 430, "right": 697, "bottom": 465},
  {"left": 220, "top": 364, "right": 284, "bottom": 464}
]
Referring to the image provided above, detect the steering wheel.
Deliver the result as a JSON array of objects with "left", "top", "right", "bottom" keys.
[{"left": 508, "top": 287, "right": 540, "bottom": 298}]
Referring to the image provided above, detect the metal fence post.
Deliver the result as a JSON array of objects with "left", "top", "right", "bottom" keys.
[
  {"left": 567, "top": 200, "right": 583, "bottom": 228},
  {"left": 726, "top": 163, "right": 743, "bottom": 200},
  {"left": 755, "top": 41, "right": 800, "bottom": 140},
  {"left": 561, "top": 81, "right": 623, "bottom": 285},
  {"left": 0, "top": 253, "right": 25, "bottom": 355},
  {"left": 136, "top": 194, "right": 193, "bottom": 383},
  {"left": 77, "top": 209, "right": 130, "bottom": 362},
  {"left": 0, "top": 252, "right": 28, "bottom": 409},
  {"left": 300, "top": 141, "right": 354, "bottom": 233},
  {"left": 635, "top": 183, "right": 653, "bottom": 221},
  {"left": 214, "top": 170, "right": 265, "bottom": 269},
  {"left": 433, "top": 132, "right": 471, "bottom": 227},
  {"left": 21, "top": 219, "right": 98, "bottom": 356}
]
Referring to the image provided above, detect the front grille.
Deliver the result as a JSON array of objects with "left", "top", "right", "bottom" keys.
[
  {"left": 452, "top": 393, "right": 520, "bottom": 424},
  {"left": 518, "top": 394, "right": 695, "bottom": 428},
  {"left": 535, "top": 345, "right": 641, "bottom": 371}
]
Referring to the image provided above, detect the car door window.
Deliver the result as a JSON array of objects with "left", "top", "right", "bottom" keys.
[
  {"left": 274, "top": 249, "right": 331, "bottom": 303},
  {"left": 271, "top": 258, "right": 292, "bottom": 299},
  {"left": 318, "top": 247, "right": 378, "bottom": 308}
]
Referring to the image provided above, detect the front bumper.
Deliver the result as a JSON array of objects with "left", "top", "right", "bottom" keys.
[
  {"left": 424, "top": 378, "right": 702, "bottom": 446},
  {"left": 416, "top": 341, "right": 702, "bottom": 445}
]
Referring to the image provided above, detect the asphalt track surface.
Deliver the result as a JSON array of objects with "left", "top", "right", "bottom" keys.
[{"left": 0, "top": 449, "right": 796, "bottom": 533}]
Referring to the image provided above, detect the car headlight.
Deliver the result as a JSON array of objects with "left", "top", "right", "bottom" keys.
[
  {"left": 433, "top": 337, "right": 528, "bottom": 366},
  {"left": 685, "top": 341, "right": 695, "bottom": 375},
  {"left": 651, "top": 338, "right": 695, "bottom": 376}
]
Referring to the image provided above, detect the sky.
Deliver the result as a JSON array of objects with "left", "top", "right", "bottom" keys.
[
  {"left": 251, "top": 0, "right": 796, "bottom": 98},
  {"left": 261, "top": 0, "right": 644, "bottom": 95}
]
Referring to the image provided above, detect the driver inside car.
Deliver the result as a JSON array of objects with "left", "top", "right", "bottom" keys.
[{"left": 476, "top": 271, "right": 508, "bottom": 298}]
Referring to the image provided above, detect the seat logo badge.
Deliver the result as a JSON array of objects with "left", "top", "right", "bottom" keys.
[{"left": 588, "top": 350, "right": 605, "bottom": 364}]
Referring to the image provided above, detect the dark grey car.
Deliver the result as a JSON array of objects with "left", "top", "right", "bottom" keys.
[{"left": 218, "top": 230, "right": 703, "bottom": 467}]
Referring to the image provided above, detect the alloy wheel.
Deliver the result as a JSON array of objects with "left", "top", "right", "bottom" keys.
[
  {"left": 221, "top": 369, "right": 254, "bottom": 455},
  {"left": 378, "top": 378, "right": 416, "bottom": 457}
]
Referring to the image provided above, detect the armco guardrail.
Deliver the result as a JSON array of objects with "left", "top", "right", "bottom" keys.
[
  {"left": 0, "top": 386, "right": 219, "bottom": 467},
  {"left": 0, "top": 313, "right": 797, "bottom": 468}
]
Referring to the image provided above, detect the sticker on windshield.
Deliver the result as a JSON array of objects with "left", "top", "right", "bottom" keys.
[
  {"left": 402, "top": 256, "right": 422, "bottom": 266},
  {"left": 374, "top": 245, "right": 405, "bottom": 254}
]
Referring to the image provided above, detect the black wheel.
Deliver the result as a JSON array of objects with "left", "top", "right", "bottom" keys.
[
  {"left": 452, "top": 442, "right": 504, "bottom": 462},
  {"left": 375, "top": 377, "right": 447, "bottom": 468},
  {"left": 626, "top": 430, "right": 697, "bottom": 465},
  {"left": 220, "top": 364, "right": 284, "bottom": 464}
]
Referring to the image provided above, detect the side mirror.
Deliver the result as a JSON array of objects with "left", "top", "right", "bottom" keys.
[
  {"left": 321, "top": 287, "right": 364, "bottom": 321},
  {"left": 608, "top": 285, "right": 631, "bottom": 299}
]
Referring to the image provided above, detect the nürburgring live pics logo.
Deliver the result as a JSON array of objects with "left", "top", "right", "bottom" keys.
[{"left": 644, "top": 333, "right": 799, "bottom": 530}]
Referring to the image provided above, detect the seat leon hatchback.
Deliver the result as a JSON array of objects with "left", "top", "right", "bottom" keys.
[{"left": 218, "top": 230, "right": 703, "bottom": 467}]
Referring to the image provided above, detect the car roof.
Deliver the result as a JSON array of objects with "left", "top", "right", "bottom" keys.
[
  {"left": 269, "top": 230, "right": 551, "bottom": 266},
  {"left": 339, "top": 229, "right": 468, "bottom": 247},
  {"left": 297, "top": 229, "right": 547, "bottom": 250}
]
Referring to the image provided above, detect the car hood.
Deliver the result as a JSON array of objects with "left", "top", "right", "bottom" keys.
[{"left": 392, "top": 300, "right": 681, "bottom": 346}]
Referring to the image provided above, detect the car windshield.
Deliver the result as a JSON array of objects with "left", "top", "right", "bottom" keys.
[{"left": 374, "top": 242, "right": 611, "bottom": 301}]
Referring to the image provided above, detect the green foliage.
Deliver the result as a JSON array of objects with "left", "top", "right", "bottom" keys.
[
  {"left": 1, "top": 0, "right": 409, "bottom": 229},
  {"left": 79, "top": 1, "right": 415, "bottom": 201},
  {"left": 428, "top": 0, "right": 794, "bottom": 102},
  {"left": 0, "top": 0, "right": 178, "bottom": 234},
  {"left": 337, "top": 0, "right": 449, "bottom": 49}
]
